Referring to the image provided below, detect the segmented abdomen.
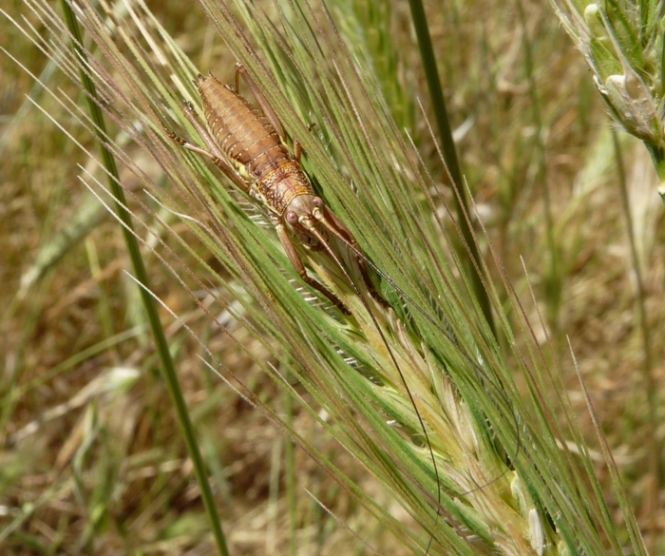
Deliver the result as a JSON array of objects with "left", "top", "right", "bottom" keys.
[{"left": 196, "top": 74, "right": 289, "bottom": 179}]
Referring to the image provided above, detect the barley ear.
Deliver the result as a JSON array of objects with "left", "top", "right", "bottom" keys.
[{"left": 551, "top": 1, "right": 665, "bottom": 202}]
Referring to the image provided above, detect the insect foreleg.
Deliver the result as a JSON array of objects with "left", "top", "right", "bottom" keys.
[
  {"left": 275, "top": 222, "right": 350, "bottom": 315},
  {"left": 316, "top": 206, "right": 389, "bottom": 308}
]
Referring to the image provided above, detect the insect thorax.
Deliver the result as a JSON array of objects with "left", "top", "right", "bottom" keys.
[{"left": 257, "top": 161, "right": 314, "bottom": 216}]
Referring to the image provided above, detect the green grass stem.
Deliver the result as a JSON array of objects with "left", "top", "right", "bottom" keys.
[
  {"left": 58, "top": 2, "right": 230, "bottom": 554},
  {"left": 407, "top": 0, "right": 495, "bottom": 336}
]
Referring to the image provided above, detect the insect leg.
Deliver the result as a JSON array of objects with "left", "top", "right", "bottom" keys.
[
  {"left": 234, "top": 63, "right": 287, "bottom": 140},
  {"left": 292, "top": 123, "right": 318, "bottom": 161},
  {"left": 233, "top": 66, "right": 309, "bottom": 162},
  {"left": 275, "top": 221, "right": 350, "bottom": 315},
  {"left": 166, "top": 128, "right": 217, "bottom": 161},
  {"left": 293, "top": 138, "right": 302, "bottom": 161},
  {"left": 317, "top": 205, "right": 389, "bottom": 308},
  {"left": 167, "top": 101, "right": 248, "bottom": 192}
]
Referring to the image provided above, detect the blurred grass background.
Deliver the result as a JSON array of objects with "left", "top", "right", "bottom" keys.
[{"left": 1, "top": 0, "right": 663, "bottom": 554}]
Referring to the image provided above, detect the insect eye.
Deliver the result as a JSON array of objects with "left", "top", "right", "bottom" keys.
[
  {"left": 312, "top": 197, "right": 323, "bottom": 207},
  {"left": 286, "top": 211, "right": 298, "bottom": 224}
]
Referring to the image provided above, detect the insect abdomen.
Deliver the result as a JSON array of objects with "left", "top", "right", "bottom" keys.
[{"left": 196, "top": 74, "right": 289, "bottom": 179}]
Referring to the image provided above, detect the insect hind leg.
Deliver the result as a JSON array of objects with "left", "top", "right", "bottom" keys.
[
  {"left": 167, "top": 100, "right": 248, "bottom": 192},
  {"left": 234, "top": 64, "right": 312, "bottom": 163},
  {"left": 234, "top": 63, "right": 287, "bottom": 140},
  {"left": 166, "top": 128, "right": 215, "bottom": 161}
]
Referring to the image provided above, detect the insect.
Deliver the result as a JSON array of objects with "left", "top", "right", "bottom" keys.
[
  {"left": 166, "top": 65, "right": 518, "bottom": 554},
  {"left": 167, "top": 64, "right": 385, "bottom": 314}
]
